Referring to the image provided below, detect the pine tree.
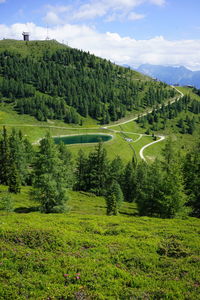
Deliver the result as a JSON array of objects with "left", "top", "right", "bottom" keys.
[
  {"left": 8, "top": 162, "right": 21, "bottom": 194},
  {"left": 108, "top": 156, "right": 124, "bottom": 184},
  {"left": 135, "top": 161, "right": 159, "bottom": 216},
  {"left": 135, "top": 149, "right": 187, "bottom": 219},
  {"left": 57, "top": 142, "right": 74, "bottom": 188},
  {"left": 160, "top": 139, "right": 187, "bottom": 217},
  {"left": 33, "top": 133, "right": 68, "bottom": 213},
  {"left": 0, "top": 126, "right": 10, "bottom": 185},
  {"left": 74, "top": 149, "right": 88, "bottom": 191},
  {"left": 183, "top": 139, "right": 200, "bottom": 217},
  {"left": 121, "top": 161, "right": 136, "bottom": 202},
  {"left": 106, "top": 180, "right": 124, "bottom": 215},
  {"left": 162, "top": 157, "right": 187, "bottom": 218},
  {"left": 87, "top": 142, "right": 108, "bottom": 195},
  {"left": 9, "top": 128, "right": 28, "bottom": 185}
]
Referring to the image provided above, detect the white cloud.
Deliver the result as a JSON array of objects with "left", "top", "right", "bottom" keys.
[
  {"left": 0, "top": 22, "right": 200, "bottom": 71},
  {"left": 128, "top": 12, "right": 145, "bottom": 20},
  {"left": 73, "top": 3, "right": 107, "bottom": 20},
  {"left": 43, "top": 12, "right": 63, "bottom": 25},
  {"left": 0, "top": 0, "right": 6, "bottom": 3},
  {"left": 43, "top": 0, "right": 166, "bottom": 24},
  {"left": 43, "top": 5, "right": 71, "bottom": 25},
  {"left": 73, "top": 0, "right": 166, "bottom": 20},
  {"left": 149, "top": 0, "right": 165, "bottom": 6},
  {"left": 45, "top": 5, "right": 71, "bottom": 14}
]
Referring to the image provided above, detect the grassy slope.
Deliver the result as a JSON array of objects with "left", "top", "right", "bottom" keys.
[
  {"left": 0, "top": 39, "right": 68, "bottom": 57},
  {"left": 177, "top": 87, "right": 200, "bottom": 101},
  {"left": 0, "top": 185, "right": 200, "bottom": 299}
]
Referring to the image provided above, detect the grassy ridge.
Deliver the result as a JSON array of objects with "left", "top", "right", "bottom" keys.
[
  {"left": 0, "top": 186, "right": 200, "bottom": 299},
  {"left": 0, "top": 39, "right": 68, "bottom": 58}
]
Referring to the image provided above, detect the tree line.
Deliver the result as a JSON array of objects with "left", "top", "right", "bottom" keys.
[
  {"left": 0, "top": 127, "right": 199, "bottom": 218},
  {"left": 0, "top": 48, "right": 176, "bottom": 124}
]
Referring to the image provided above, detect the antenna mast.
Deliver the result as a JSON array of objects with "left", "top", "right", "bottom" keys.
[{"left": 46, "top": 25, "right": 50, "bottom": 40}]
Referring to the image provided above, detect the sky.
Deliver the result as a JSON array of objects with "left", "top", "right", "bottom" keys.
[{"left": 0, "top": 0, "right": 200, "bottom": 70}]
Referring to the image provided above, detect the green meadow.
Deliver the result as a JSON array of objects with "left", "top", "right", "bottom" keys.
[{"left": 0, "top": 186, "right": 200, "bottom": 299}]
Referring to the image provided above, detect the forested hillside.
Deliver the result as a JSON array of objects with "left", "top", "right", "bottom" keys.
[
  {"left": 0, "top": 40, "right": 176, "bottom": 124},
  {"left": 137, "top": 94, "right": 200, "bottom": 134}
]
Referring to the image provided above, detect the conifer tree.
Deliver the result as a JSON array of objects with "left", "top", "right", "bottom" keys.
[
  {"left": 183, "top": 139, "right": 200, "bottom": 217},
  {"left": 57, "top": 142, "right": 74, "bottom": 188},
  {"left": 0, "top": 126, "right": 10, "bottom": 185},
  {"left": 9, "top": 128, "right": 28, "bottom": 185},
  {"left": 136, "top": 140, "right": 187, "bottom": 218},
  {"left": 87, "top": 142, "right": 108, "bottom": 196},
  {"left": 106, "top": 180, "right": 124, "bottom": 215},
  {"left": 121, "top": 160, "right": 136, "bottom": 202},
  {"left": 8, "top": 162, "right": 21, "bottom": 194},
  {"left": 33, "top": 133, "right": 68, "bottom": 213},
  {"left": 74, "top": 149, "right": 88, "bottom": 191},
  {"left": 108, "top": 156, "right": 124, "bottom": 184}
]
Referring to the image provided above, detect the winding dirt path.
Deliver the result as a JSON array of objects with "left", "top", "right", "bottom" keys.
[
  {"left": 139, "top": 135, "right": 165, "bottom": 161},
  {"left": 138, "top": 86, "right": 184, "bottom": 161},
  {"left": 106, "top": 85, "right": 184, "bottom": 128}
]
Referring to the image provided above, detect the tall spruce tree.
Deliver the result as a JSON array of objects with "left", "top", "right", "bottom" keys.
[
  {"left": 136, "top": 160, "right": 165, "bottom": 217},
  {"left": 8, "top": 161, "right": 21, "bottom": 194},
  {"left": 183, "top": 139, "right": 200, "bottom": 217},
  {"left": 106, "top": 180, "right": 124, "bottom": 215},
  {"left": 57, "top": 142, "right": 74, "bottom": 188},
  {"left": 33, "top": 133, "right": 68, "bottom": 213},
  {"left": 0, "top": 126, "right": 10, "bottom": 185},
  {"left": 108, "top": 156, "right": 124, "bottom": 184},
  {"left": 74, "top": 149, "right": 88, "bottom": 191},
  {"left": 121, "top": 160, "right": 136, "bottom": 202},
  {"left": 87, "top": 142, "right": 108, "bottom": 196},
  {"left": 160, "top": 140, "right": 187, "bottom": 218},
  {"left": 9, "top": 128, "right": 28, "bottom": 185},
  {"left": 136, "top": 139, "right": 187, "bottom": 219}
]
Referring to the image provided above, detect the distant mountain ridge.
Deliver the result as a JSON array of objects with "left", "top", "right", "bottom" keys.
[{"left": 136, "top": 64, "right": 200, "bottom": 88}]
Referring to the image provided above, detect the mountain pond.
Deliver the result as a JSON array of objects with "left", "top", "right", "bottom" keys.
[{"left": 53, "top": 134, "right": 113, "bottom": 145}]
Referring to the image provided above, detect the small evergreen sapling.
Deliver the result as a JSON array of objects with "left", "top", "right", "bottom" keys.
[{"left": 0, "top": 193, "right": 13, "bottom": 212}]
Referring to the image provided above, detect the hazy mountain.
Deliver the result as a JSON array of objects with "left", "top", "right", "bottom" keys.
[{"left": 136, "top": 64, "right": 200, "bottom": 88}]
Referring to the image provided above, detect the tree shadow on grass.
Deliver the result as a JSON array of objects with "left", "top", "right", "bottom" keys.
[
  {"left": 119, "top": 210, "right": 138, "bottom": 216},
  {"left": 14, "top": 206, "right": 40, "bottom": 213}
]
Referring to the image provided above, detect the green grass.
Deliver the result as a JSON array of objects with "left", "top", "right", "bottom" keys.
[
  {"left": 177, "top": 87, "right": 200, "bottom": 101},
  {"left": 0, "top": 39, "right": 68, "bottom": 58},
  {"left": 0, "top": 185, "right": 200, "bottom": 299}
]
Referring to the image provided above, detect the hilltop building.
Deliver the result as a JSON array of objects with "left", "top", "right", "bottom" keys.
[{"left": 22, "top": 32, "right": 30, "bottom": 41}]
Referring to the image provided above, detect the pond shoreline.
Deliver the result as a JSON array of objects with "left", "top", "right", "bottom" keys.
[{"left": 33, "top": 133, "right": 113, "bottom": 145}]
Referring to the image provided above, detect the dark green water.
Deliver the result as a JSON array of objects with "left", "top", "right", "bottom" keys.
[{"left": 54, "top": 134, "right": 112, "bottom": 145}]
